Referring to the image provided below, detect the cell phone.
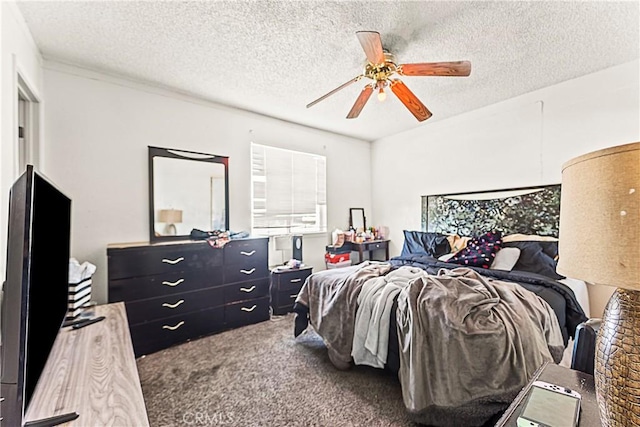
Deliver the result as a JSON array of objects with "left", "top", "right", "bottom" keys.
[
  {"left": 517, "top": 380, "right": 581, "bottom": 427},
  {"left": 72, "top": 316, "right": 105, "bottom": 329}
]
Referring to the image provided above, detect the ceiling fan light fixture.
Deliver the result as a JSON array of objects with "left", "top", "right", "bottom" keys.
[{"left": 306, "top": 31, "right": 471, "bottom": 122}]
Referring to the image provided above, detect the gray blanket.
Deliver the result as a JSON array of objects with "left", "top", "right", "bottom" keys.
[
  {"left": 352, "top": 266, "right": 424, "bottom": 368},
  {"left": 396, "top": 267, "right": 565, "bottom": 426},
  {"left": 296, "top": 263, "right": 565, "bottom": 425},
  {"left": 295, "top": 261, "right": 392, "bottom": 369}
]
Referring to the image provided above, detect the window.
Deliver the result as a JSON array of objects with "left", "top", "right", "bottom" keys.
[{"left": 251, "top": 143, "right": 327, "bottom": 236}]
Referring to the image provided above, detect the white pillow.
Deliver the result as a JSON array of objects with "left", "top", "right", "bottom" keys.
[{"left": 490, "top": 247, "right": 521, "bottom": 271}]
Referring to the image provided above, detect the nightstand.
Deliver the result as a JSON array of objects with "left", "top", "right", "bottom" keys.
[
  {"left": 350, "top": 239, "right": 390, "bottom": 264},
  {"left": 270, "top": 266, "right": 313, "bottom": 315},
  {"left": 495, "top": 362, "right": 601, "bottom": 426}
]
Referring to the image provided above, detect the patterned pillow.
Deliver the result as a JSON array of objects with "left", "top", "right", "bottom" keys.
[{"left": 448, "top": 231, "right": 502, "bottom": 269}]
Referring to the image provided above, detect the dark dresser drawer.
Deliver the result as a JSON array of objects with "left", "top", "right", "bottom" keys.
[
  {"left": 223, "top": 238, "right": 268, "bottom": 266},
  {"left": 129, "top": 307, "right": 225, "bottom": 357},
  {"left": 271, "top": 267, "right": 313, "bottom": 291},
  {"left": 108, "top": 242, "right": 223, "bottom": 279},
  {"left": 271, "top": 289, "right": 301, "bottom": 315},
  {"left": 125, "top": 286, "right": 226, "bottom": 325},
  {"left": 224, "top": 278, "right": 269, "bottom": 304},
  {"left": 358, "top": 240, "right": 389, "bottom": 252},
  {"left": 109, "top": 267, "right": 223, "bottom": 302},
  {"left": 225, "top": 296, "right": 270, "bottom": 328},
  {"left": 224, "top": 263, "right": 269, "bottom": 284}
]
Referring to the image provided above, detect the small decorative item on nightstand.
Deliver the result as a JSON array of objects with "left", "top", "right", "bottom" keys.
[{"left": 270, "top": 265, "right": 313, "bottom": 315}]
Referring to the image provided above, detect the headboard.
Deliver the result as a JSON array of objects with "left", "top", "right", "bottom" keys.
[{"left": 421, "top": 184, "right": 561, "bottom": 238}]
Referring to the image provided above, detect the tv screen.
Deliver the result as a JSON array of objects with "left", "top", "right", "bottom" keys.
[{"left": 1, "top": 165, "right": 71, "bottom": 426}]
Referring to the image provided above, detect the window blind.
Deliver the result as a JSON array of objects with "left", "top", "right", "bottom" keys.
[{"left": 251, "top": 143, "right": 327, "bottom": 235}]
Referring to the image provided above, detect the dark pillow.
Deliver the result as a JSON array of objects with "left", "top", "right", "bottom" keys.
[
  {"left": 448, "top": 231, "right": 502, "bottom": 269},
  {"left": 503, "top": 241, "right": 564, "bottom": 280},
  {"left": 401, "top": 230, "right": 451, "bottom": 257},
  {"left": 538, "top": 241, "right": 559, "bottom": 260}
]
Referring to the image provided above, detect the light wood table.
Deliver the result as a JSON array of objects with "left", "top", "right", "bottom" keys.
[{"left": 24, "top": 302, "right": 149, "bottom": 426}]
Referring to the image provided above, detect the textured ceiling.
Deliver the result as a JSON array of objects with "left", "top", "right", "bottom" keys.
[{"left": 17, "top": 1, "right": 640, "bottom": 141}]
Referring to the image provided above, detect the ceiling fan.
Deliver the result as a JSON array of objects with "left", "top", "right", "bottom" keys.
[{"left": 306, "top": 31, "right": 471, "bottom": 122}]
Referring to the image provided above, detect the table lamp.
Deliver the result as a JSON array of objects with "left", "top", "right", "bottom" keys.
[
  {"left": 158, "top": 209, "right": 183, "bottom": 235},
  {"left": 557, "top": 142, "right": 640, "bottom": 427},
  {"left": 274, "top": 235, "right": 292, "bottom": 265}
]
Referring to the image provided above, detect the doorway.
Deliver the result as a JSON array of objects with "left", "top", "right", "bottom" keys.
[{"left": 17, "top": 73, "right": 40, "bottom": 174}]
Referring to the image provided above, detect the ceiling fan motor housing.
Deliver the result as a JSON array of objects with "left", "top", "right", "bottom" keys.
[{"left": 363, "top": 52, "right": 397, "bottom": 84}]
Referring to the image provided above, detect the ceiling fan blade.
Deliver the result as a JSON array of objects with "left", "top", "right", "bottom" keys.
[
  {"left": 390, "top": 80, "right": 432, "bottom": 122},
  {"left": 346, "top": 85, "right": 374, "bottom": 119},
  {"left": 306, "top": 76, "right": 363, "bottom": 108},
  {"left": 399, "top": 61, "right": 472, "bottom": 77},
  {"left": 356, "top": 31, "right": 385, "bottom": 65}
]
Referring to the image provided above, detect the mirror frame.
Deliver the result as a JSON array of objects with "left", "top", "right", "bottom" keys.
[
  {"left": 349, "top": 208, "right": 366, "bottom": 231},
  {"left": 148, "top": 146, "right": 229, "bottom": 243}
]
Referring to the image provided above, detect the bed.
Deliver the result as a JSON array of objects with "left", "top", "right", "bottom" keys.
[{"left": 292, "top": 185, "right": 589, "bottom": 426}]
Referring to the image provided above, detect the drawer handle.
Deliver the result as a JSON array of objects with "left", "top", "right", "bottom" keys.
[
  {"left": 161, "top": 257, "right": 184, "bottom": 265},
  {"left": 162, "top": 321, "right": 185, "bottom": 331},
  {"left": 240, "top": 268, "right": 256, "bottom": 275},
  {"left": 290, "top": 278, "right": 302, "bottom": 283},
  {"left": 240, "top": 286, "right": 256, "bottom": 293},
  {"left": 162, "top": 278, "right": 185, "bottom": 287},
  {"left": 240, "top": 250, "right": 256, "bottom": 256},
  {"left": 241, "top": 305, "right": 257, "bottom": 312},
  {"left": 162, "top": 299, "right": 185, "bottom": 309}
]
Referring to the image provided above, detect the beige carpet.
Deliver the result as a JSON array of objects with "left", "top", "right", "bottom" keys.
[{"left": 137, "top": 314, "right": 417, "bottom": 427}]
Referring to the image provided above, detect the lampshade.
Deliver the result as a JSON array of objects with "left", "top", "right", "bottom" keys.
[
  {"left": 274, "top": 235, "right": 292, "bottom": 251},
  {"left": 158, "top": 209, "right": 183, "bottom": 224},
  {"left": 557, "top": 142, "right": 640, "bottom": 290}
]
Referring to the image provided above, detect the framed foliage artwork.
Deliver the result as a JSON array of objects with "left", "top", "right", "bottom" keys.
[{"left": 421, "top": 184, "right": 561, "bottom": 238}]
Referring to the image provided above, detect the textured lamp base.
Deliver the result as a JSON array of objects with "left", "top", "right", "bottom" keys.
[{"left": 595, "top": 288, "right": 640, "bottom": 427}]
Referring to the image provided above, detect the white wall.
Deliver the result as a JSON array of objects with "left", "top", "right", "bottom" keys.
[
  {"left": 42, "top": 62, "right": 372, "bottom": 304},
  {"left": 371, "top": 60, "right": 640, "bottom": 318},
  {"left": 6, "top": 1, "right": 636, "bottom": 318},
  {"left": 0, "top": 1, "right": 43, "bottom": 283}
]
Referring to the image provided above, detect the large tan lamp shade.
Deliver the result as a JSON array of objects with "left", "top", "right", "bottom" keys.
[
  {"left": 158, "top": 209, "right": 183, "bottom": 235},
  {"left": 557, "top": 142, "right": 640, "bottom": 427}
]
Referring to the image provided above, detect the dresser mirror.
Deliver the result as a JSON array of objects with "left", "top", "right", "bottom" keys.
[
  {"left": 149, "top": 146, "right": 229, "bottom": 243},
  {"left": 349, "top": 208, "right": 366, "bottom": 231}
]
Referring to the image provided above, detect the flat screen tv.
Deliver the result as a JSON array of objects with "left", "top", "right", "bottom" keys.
[{"left": 1, "top": 165, "right": 71, "bottom": 426}]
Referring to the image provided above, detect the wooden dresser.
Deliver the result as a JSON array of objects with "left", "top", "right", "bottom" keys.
[
  {"left": 270, "top": 265, "right": 313, "bottom": 315},
  {"left": 350, "top": 239, "right": 390, "bottom": 263},
  {"left": 107, "top": 237, "right": 269, "bottom": 357}
]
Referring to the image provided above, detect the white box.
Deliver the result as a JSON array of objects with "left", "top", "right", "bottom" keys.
[{"left": 326, "top": 260, "right": 352, "bottom": 269}]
